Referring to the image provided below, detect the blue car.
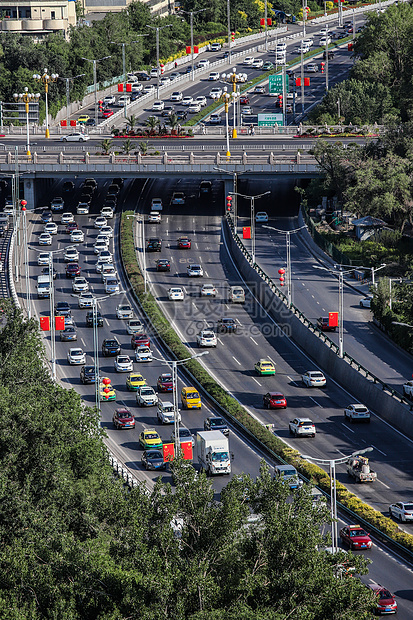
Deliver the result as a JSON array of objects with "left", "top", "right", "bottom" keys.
[
  {"left": 141, "top": 449, "right": 166, "bottom": 471},
  {"left": 41, "top": 210, "right": 53, "bottom": 223}
]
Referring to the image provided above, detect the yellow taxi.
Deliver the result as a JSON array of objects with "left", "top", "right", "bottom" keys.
[
  {"left": 181, "top": 387, "right": 202, "bottom": 409},
  {"left": 126, "top": 372, "right": 147, "bottom": 391},
  {"left": 77, "top": 114, "right": 90, "bottom": 124},
  {"left": 254, "top": 359, "right": 276, "bottom": 376},
  {"left": 139, "top": 428, "right": 163, "bottom": 450},
  {"left": 99, "top": 378, "right": 116, "bottom": 401}
]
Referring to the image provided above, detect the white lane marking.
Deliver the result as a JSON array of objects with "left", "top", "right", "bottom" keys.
[
  {"left": 204, "top": 270, "right": 209, "bottom": 277},
  {"left": 268, "top": 356, "right": 277, "bottom": 367},
  {"left": 104, "top": 318, "right": 110, "bottom": 327},
  {"left": 235, "top": 317, "right": 242, "bottom": 325},
  {"left": 192, "top": 302, "right": 197, "bottom": 309},
  {"left": 342, "top": 423, "right": 354, "bottom": 433},
  {"left": 81, "top": 338, "right": 86, "bottom": 346},
  {"left": 195, "top": 243, "right": 198, "bottom": 249},
  {"left": 217, "top": 338, "right": 224, "bottom": 345},
  {"left": 232, "top": 356, "right": 241, "bottom": 365},
  {"left": 371, "top": 444, "right": 387, "bottom": 456},
  {"left": 377, "top": 479, "right": 391, "bottom": 489},
  {"left": 252, "top": 377, "right": 262, "bottom": 386},
  {"left": 250, "top": 337, "right": 259, "bottom": 346},
  {"left": 309, "top": 397, "right": 322, "bottom": 407}
]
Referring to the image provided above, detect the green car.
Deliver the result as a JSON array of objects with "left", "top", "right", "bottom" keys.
[
  {"left": 262, "top": 61, "right": 274, "bottom": 71},
  {"left": 139, "top": 429, "right": 163, "bottom": 450},
  {"left": 255, "top": 359, "right": 276, "bottom": 376}
]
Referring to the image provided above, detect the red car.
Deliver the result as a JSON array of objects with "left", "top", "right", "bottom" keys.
[
  {"left": 157, "top": 373, "right": 173, "bottom": 392},
  {"left": 102, "top": 108, "right": 114, "bottom": 118},
  {"left": 66, "top": 263, "right": 81, "bottom": 278},
  {"left": 131, "top": 333, "right": 150, "bottom": 349},
  {"left": 66, "top": 221, "right": 79, "bottom": 233},
  {"left": 177, "top": 237, "right": 191, "bottom": 249},
  {"left": 263, "top": 392, "right": 287, "bottom": 409},
  {"left": 240, "top": 95, "right": 250, "bottom": 105},
  {"left": 339, "top": 525, "right": 372, "bottom": 550},
  {"left": 113, "top": 407, "right": 135, "bottom": 429},
  {"left": 367, "top": 583, "right": 397, "bottom": 615}
]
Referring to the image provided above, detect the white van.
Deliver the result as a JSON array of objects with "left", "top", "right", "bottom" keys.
[
  {"left": 37, "top": 274, "right": 52, "bottom": 298},
  {"left": 229, "top": 286, "right": 245, "bottom": 303}
]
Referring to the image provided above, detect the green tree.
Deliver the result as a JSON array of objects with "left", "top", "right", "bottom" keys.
[
  {"left": 166, "top": 112, "right": 179, "bottom": 132},
  {"left": 145, "top": 114, "right": 160, "bottom": 135},
  {"left": 125, "top": 113, "right": 138, "bottom": 133},
  {"left": 99, "top": 138, "right": 113, "bottom": 154},
  {"left": 122, "top": 138, "right": 134, "bottom": 154}
]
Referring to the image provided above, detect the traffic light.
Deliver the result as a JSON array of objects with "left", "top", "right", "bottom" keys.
[
  {"left": 278, "top": 268, "right": 285, "bottom": 287},
  {"left": 226, "top": 195, "right": 233, "bottom": 212}
]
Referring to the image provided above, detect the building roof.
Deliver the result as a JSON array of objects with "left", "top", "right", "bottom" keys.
[{"left": 352, "top": 216, "right": 386, "bottom": 227}]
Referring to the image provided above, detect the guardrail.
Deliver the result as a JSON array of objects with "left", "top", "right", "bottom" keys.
[{"left": 226, "top": 214, "right": 413, "bottom": 410}]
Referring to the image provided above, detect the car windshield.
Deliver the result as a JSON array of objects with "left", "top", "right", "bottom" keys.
[
  {"left": 212, "top": 451, "right": 229, "bottom": 462},
  {"left": 71, "top": 350, "right": 82, "bottom": 355},
  {"left": 148, "top": 451, "right": 162, "bottom": 459},
  {"left": 311, "top": 372, "right": 324, "bottom": 378},
  {"left": 141, "top": 388, "right": 154, "bottom": 395},
  {"left": 404, "top": 504, "right": 413, "bottom": 510},
  {"left": 186, "top": 392, "right": 199, "bottom": 399},
  {"left": 210, "top": 419, "right": 224, "bottom": 427},
  {"left": 106, "top": 341, "right": 118, "bottom": 346},
  {"left": 378, "top": 590, "right": 393, "bottom": 600},
  {"left": 280, "top": 469, "right": 296, "bottom": 477},
  {"left": 118, "top": 411, "right": 131, "bottom": 418},
  {"left": 118, "top": 357, "right": 129, "bottom": 363},
  {"left": 350, "top": 529, "right": 366, "bottom": 537},
  {"left": 179, "top": 429, "right": 191, "bottom": 437},
  {"left": 145, "top": 433, "right": 158, "bottom": 440},
  {"left": 354, "top": 406, "right": 368, "bottom": 412},
  {"left": 163, "top": 406, "right": 174, "bottom": 413}
]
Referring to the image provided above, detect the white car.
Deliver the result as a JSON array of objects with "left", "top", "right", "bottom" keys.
[
  {"left": 135, "top": 345, "right": 152, "bottom": 362},
  {"left": 170, "top": 91, "right": 183, "bottom": 102},
  {"left": 319, "top": 36, "right": 331, "bottom": 46},
  {"left": 39, "top": 232, "right": 52, "bottom": 245},
  {"left": 187, "top": 264, "right": 203, "bottom": 277},
  {"left": 114, "top": 355, "right": 134, "bottom": 373},
  {"left": 44, "top": 222, "right": 58, "bottom": 235},
  {"left": 302, "top": 370, "right": 326, "bottom": 387},
  {"left": 171, "top": 426, "right": 195, "bottom": 447},
  {"left": 61, "top": 212, "right": 74, "bottom": 224},
  {"left": 152, "top": 100, "right": 165, "bottom": 111},
  {"left": 294, "top": 45, "right": 310, "bottom": 54},
  {"left": 116, "top": 304, "right": 134, "bottom": 319},
  {"left": 209, "top": 87, "right": 222, "bottom": 99},
  {"left": 389, "top": 502, "right": 413, "bottom": 523},
  {"left": 208, "top": 72, "right": 220, "bottom": 81},
  {"left": 289, "top": 417, "right": 316, "bottom": 437},
  {"left": 169, "top": 72, "right": 180, "bottom": 80},
  {"left": 150, "top": 68, "right": 159, "bottom": 78},
  {"left": 243, "top": 56, "right": 255, "bottom": 65},
  {"left": 359, "top": 296, "right": 372, "bottom": 308},
  {"left": 306, "top": 64, "right": 319, "bottom": 73},
  {"left": 195, "top": 96, "right": 207, "bottom": 107},
  {"left": 76, "top": 203, "right": 89, "bottom": 215},
  {"left": 94, "top": 216, "right": 107, "bottom": 229},
  {"left": 127, "top": 318, "right": 144, "bottom": 334},
  {"left": 61, "top": 132, "right": 90, "bottom": 142},
  {"left": 117, "top": 95, "right": 130, "bottom": 106},
  {"left": 70, "top": 230, "right": 84, "bottom": 243},
  {"left": 97, "top": 249, "right": 112, "bottom": 263},
  {"left": 136, "top": 385, "right": 158, "bottom": 406},
  {"left": 78, "top": 292, "right": 95, "bottom": 308},
  {"left": 96, "top": 260, "right": 110, "bottom": 273},
  {"left": 344, "top": 404, "right": 371, "bottom": 423},
  {"left": 197, "top": 329, "right": 217, "bottom": 347},
  {"left": 157, "top": 400, "right": 181, "bottom": 424},
  {"left": 188, "top": 103, "right": 201, "bottom": 113},
  {"left": 38, "top": 252, "right": 51, "bottom": 265},
  {"left": 67, "top": 347, "right": 86, "bottom": 365},
  {"left": 198, "top": 59, "right": 210, "bottom": 68},
  {"left": 105, "top": 278, "right": 120, "bottom": 294},
  {"left": 64, "top": 247, "right": 79, "bottom": 262},
  {"left": 201, "top": 283, "right": 217, "bottom": 297},
  {"left": 255, "top": 212, "right": 268, "bottom": 222},
  {"left": 142, "top": 85, "right": 155, "bottom": 95},
  {"left": 182, "top": 96, "right": 193, "bottom": 106},
  {"left": 252, "top": 59, "right": 264, "bottom": 68},
  {"left": 103, "top": 95, "right": 116, "bottom": 106},
  {"left": 303, "top": 38, "right": 314, "bottom": 47},
  {"left": 209, "top": 114, "right": 222, "bottom": 124},
  {"left": 148, "top": 211, "right": 161, "bottom": 223},
  {"left": 100, "top": 225, "right": 113, "bottom": 238},
  {"left": 151, "top": 198, "right": 163, "bottom": 211},
  {"left": 95, "top": 234, "right": 110, "bottom": 246},
  {"left": 242, "top": 106, "right": 254, "bottom": 116},
  {"left": 94, "top": 239, "right": 109, "bottom": 255},
  {"left": 276, "top": 43, "right": 286, "bottom": 52},
  {"left": 100, "top": 206, "right": 114, "bottom": 219},
  {"left": 72, "top": 277, "right": 89, "bottom": 293},
  {"left": 101, "top": 265, "right": 116, "bottom": 281},
  {"left": 209, "top": 42, "right": 222, "bottom": 51},
  {"left": 168, "top": 287, "right": 184, "bottom": 301}
]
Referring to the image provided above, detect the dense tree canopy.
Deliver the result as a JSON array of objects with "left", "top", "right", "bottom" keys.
[{"left": 0, "top": 302, "right": 374, "bottom": 618}]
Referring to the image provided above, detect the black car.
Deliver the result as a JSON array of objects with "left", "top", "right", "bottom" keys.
[
  {"left": 130, "top": 92, "right": 140, "bottom": 102},
  {"left": 80, "top": 365, "right": 97, "bottom": 384},
  {"left": 55, "top": 301, "right": 71, "bottom": 319},
  {"left": 84, "top": 178, "right": 97, "bottom": 189},
  {"left": 103, "top": 197, "right": 117, "bottom": 209},
  {"left": 204, "top": 416, "right": 229, "bottom": 436},
  {"left": 102, "top": 338, "right": 121, "bottom": 356},
  {"left": 63, "top": 181, "right": 75, "bottom": 192},
  {"left": 85, "top": 118, "right": 96, "bottom": 127},
  {"left": 161, "top": 106, "right": 175, "bottom": 117},
  {"left": 176, "top": 110, "right": 188, "bottom": 121},
  {"left": 81, "top": 185, "right": 94, "bottom": 196},
  {"left": 86, "top": 310, "right": 103, "bottom": 327},
  {"left": 113, "top": 178, "right": 124, "bottom": 188},
  {"left": 79, "top": 193, "right": 92, "bottom": 204},
  {"left": 60, "top": 326, "right": 77, "bottom": 341},
  {"left": 136, "top": 72, "right": 150, "bottom": 81},
  {"left": 147, "top": 237, "right": 162, "bottom": 252},
  {"left": 42, "top": 266, "right": 57, "bottom": 280},
  {"left": 41, "top": 210, "right": 53, "bottom": 223},
  {"left": 323, "top": 50, "right": 334, "bottom": 59},
  {"left": 141, "top": 449, "right": 167, "bottom": 471},
  {"left": 200, "top": 180, "right": 212, "bottom": 196},
  {"left": 217, "top": 318, "right": 237, "bottom": 333},
  {"left": 336, "top": 32, "right": 348, "bottom": 39},
  {"left": 107, "top": 184, "right": 120, "bottom": 197},
  {"left": 156, "top": 259, "right": 171, "bottom": 272}
]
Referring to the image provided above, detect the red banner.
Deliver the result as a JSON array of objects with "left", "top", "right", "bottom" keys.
[
  {"left": 70, "top": 120, "right": 76, "bottom": 126},
  {"left": 163, "top": 443, "right": 175, "bottom": 462},
  {"left": 60, "top": 120, "right": 67, "bottom": 127},
  {"left": 55, "top": 316, "right": 65, "bottom": 331},
  {"left": 295, "top": 78, "right": 301, "bottom": 87},
  {"left": 181, "top": 441, "right": 193, "bottom": 461},
  {"left": 243, "top": 227, "right": 251, "bottom": 239},
  {"left": 186, "top": 46, "right": 191, "bottom": 54},
  {"left": 118, "top": 83, "right": 124, "bottom": 92},
  {"left": 304, "top": 77, "right": 310, "bottom": 86},
  {"left": 329, "top": 312, "right": 339, "bottom": 328},
  {"left": 126, "top": 83, "right": 132, "bottom": 92},
  {"left": 40, "top": 316, "right": 50, "bottom": 331}
]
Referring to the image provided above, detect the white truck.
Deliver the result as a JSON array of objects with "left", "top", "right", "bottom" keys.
[
  {"left": 346, "top": 456, "right": 377, "bottom": 483},
  {"left": 36, "top": 274, "right": 52, "bottom": 298},
  {"left": 197, "top": 431, "right": 232, "bottom": 476}
]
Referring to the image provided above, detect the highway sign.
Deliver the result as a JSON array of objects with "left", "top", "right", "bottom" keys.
[
  {"left": 269, "top": 74, "right": 289, "bottom": 94},
  {"left": 257, "top": 113, "right": 283, "bottom": 127}
]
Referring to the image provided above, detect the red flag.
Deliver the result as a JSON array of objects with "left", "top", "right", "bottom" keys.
[
  {"left": 329, "top": 312, "right": 339, "bottom": 328},
  {"left": 55, "top": 316, "right": 65, "bottom": 331},
  {"left": 304, "top": 77, "right": 310, "bottom": 86},
  {"left": 181, "top": 441, "right": 193, "bottom": 461},
  {"left": 163, "top": 443, "right": 175, "bottom": 462},
  {"left": 118, "top": 83, "right": 124, "bottom": 92},
  {"left": 40, "top": 316, "right": 50, "bottom": 331}
]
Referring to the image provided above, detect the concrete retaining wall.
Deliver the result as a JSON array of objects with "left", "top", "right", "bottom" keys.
[{"left": 224, "top": 220, "right": 413, "bottom": 439}]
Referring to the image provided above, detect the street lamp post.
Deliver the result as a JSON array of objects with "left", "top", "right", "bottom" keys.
[
  {"left": 227, "top": 0, "right": 232, "bottom": 62},
  {"left": 59, "top": 74, "right": 85, "bottom": 128},
  {"left": 214, "top": 167, "right": 252, "bottom": 235},
  {"left": 263, "top": 224, "right": 306, "bottom": 307},
  {"left": 230, "top": 191, "right": 270, "bottom": 263},
  {"left": 81, "top": 56, "right": 111, "bottom": 126},
  {"left": 33, "top": 69, "right": 59, "bottom": 138},
  {"left": 13, "top": 88, "right": 40, "bottom": 157},
  {"left": 152, "top": 352, "right": 209, "bottom": 455},
  {"left": 20, "top": 200, "right": 31, "bottom": 319},
  {"left": 110, "top": 38, "right": 147, "bottom": 118},
  {"left": 300, "top": 447, "right": 373, "bottom": 553},
  {"left": 181, "top": 9, "right": 206, "bottom": 82},
  {"left": 146, "top": 24, "right": 173, "bottom": 99},
  {"left": 222, "top": 88, "right": 232, "bottom": 157}
]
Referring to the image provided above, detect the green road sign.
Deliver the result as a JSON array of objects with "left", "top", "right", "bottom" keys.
[
  {"left": 257, "top": 113, "right": 283, "bottom": 127},
  {"left": 269, "top": 74, "right": 289, "bottom": 94}
]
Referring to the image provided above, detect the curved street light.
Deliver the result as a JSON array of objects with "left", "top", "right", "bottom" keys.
[{"left": 33, "top": 69, "right": 59, "bottom": 138}]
